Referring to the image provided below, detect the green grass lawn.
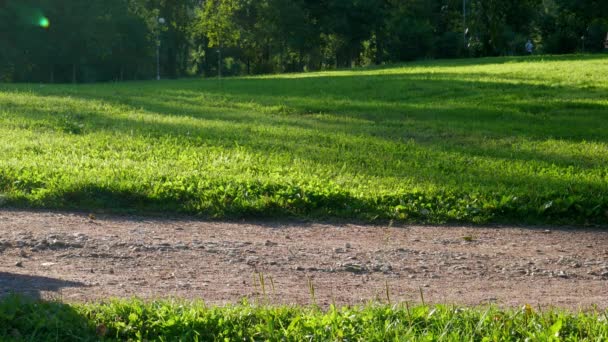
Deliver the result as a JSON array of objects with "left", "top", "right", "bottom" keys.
[
  {"left": 2, "top": 296, "right": 607, "bottom": 341},
  {"left": 0, "top": 55, "right": 607, "bottom": 224}
]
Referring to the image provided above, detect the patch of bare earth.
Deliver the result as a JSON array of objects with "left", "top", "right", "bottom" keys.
[{"left": 1, "top": 210, "right": 607, "bottom": 310}]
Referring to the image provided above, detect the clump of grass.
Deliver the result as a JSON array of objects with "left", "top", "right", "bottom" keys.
[
  {"left": 462, "top": 235, "right": 475, "bottom": 242},
  {"left": 1, "top": 295, "right": 607, "bottom": 341},
  {"left": 0, "top": 55, "right": 607, "bottom": 225}
]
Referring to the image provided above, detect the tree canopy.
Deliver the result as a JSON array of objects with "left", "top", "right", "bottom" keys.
[{"left": 1, "top": 0, "right": 607, "bottom": 82}]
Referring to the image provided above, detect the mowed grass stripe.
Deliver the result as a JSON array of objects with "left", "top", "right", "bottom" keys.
[{"left": 0, "top": 55, "right": 607, "bottom": 224}]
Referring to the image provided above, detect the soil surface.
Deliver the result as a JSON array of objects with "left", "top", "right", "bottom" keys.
[{"left": 1, "top": 210, "right": 607, "bottom": 310}]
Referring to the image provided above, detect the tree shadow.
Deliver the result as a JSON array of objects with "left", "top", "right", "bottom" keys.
[
  {"left": 336, "top": 53, "right": 608, "bottom": 71},
  {"left": 0, "top": 63, "right": 607, "bottom": 223},
  {"left": 0, "top": 273, "right": 95, "bottom": 339},
  {"left": 7, "top": 72, "right": 605, "bottom": 168},
  {"left": 4, "top": 73, "right": 607, "bottom": 143},
  {"left": 2, "top": 88, "right": 604, "bottom": 192},
  {"left": 0, "top": 290, "right": 96, "bottom": 340},
  {"left": 0, "top": 272, "right": 85, "bottom": 300}
]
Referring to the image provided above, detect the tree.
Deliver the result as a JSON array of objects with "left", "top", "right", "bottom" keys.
[
  {"left": 2, "top": 0, "right": 607, "bottom": 82},
  {"left": 192, "top": 0, "right": 242, "bottom": 76}
]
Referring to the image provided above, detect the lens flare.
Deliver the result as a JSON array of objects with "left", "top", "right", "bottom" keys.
[{"left": 39, "top": 17, "right": 50, "bottom": 28}]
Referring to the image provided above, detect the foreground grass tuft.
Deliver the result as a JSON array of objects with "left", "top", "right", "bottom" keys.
[
  {"left": 1, "top": 55, "right": 607, "bottom": 224},
  {"left": 1, "top": 296, "right": 607, "bottom": 341}
]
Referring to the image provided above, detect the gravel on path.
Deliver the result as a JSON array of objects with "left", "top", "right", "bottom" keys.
[{"left": 1, "top": 210, "right": 607, "bottom": 309}]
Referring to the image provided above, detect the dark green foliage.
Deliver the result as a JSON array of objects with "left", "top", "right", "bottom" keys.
[
  {"left": 2, "top": 0, "right": 608, "bottom": 81},
  {"left": 0, "top": 0, "right": 151, "bottom": 83},
  {"left": 541, "top": 0, "right": 608, "bottom": 54}
]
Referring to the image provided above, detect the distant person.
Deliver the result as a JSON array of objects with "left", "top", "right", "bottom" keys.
[
  {"left": 605, "top": 33, "right": 608, "bottom": 49},
  {"left": 525, "top": 40, "right": 534, "bottom": 54}
]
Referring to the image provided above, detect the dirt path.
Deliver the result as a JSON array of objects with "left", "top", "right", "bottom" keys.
[{"left": 1, "top": 210, "right": 607, "bottom": 309}]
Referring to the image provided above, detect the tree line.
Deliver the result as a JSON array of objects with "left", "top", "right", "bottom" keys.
[{"left": 1, "top": 0, "right": 607, "bottom": 83}]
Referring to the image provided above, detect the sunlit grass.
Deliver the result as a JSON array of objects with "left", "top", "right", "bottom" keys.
[
  {"left": 0, "top": 55, "right": 607, "bottom": 224},
  {"left": 2, "top": 296, "right": 608, "bottom": 341}
]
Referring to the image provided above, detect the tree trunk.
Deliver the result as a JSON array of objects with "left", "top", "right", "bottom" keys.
[
  {"left": 266, "top": 39, "right": 271, "bottom": 64},
  {"left": 168, "top": 47, "right": 177, "bottom": 78},
  {"left": 279, "top": 44, "right": 284, "bottom": 73}
]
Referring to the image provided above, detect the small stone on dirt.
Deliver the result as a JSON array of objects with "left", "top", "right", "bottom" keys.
[
  {"left": 246, "top": 256, "right": 259, "bottom": 265},
  {"left": 342, "top": 263, "right": 366, "bottom": 274},
  {"left": 264, "top": 240, "right": 278, "bottom": 247},
  {"left": 14, "top": 261, "right": 23, "bottom": 267}
]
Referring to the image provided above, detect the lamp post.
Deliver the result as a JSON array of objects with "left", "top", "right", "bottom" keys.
[
  {"left": 581, "top": 35, "right": 585, "bottom": 54},
  {"left": 217, "top": 48, "right": 222, "bottom": 80},
  {"left": 157, "top": 17, "right": 165, "bottom": 81}
]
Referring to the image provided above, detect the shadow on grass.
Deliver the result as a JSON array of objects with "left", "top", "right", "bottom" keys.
[
  {"left": 0, "top": 275, "right": 95, "bottom": 341},
  {"left": 348, "top": 53, "right": 608, "bottom": 70},
  {"left": 0, "top": 59, "right": 607, "bottom": 224},
  {"left": 5, "top": 70, "right": 606, "bottom": 142},
  {"left": 4, "top": 73, "right": 606, "bottom": 178}
]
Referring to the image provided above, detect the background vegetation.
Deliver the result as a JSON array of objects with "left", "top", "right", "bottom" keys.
[
  {"left": 0, "top": 55, "right": 607, "bottom": 224},
  {"left": 1, "top": 295, "right": 608, "bottom": 341},
  {"left": 1, "top": 0, "right": 607, "bottom": 82}
]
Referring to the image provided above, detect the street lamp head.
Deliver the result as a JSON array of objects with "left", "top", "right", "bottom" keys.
[
  {"left": 39, "top": 17, "right": 50, "bottom": 29},
  {"left": 158, "top": 17, "right": 166, "bottom": 25}
]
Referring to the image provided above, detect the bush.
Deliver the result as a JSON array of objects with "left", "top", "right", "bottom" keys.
[
  {"left": 543, "top": 30, "right": 579, "bottom": 54},
  {"left": 386, "top": 19, "right": 435, "bottom": 61},
  {"left": 586, "top": 19, "right": 608, "bottom": 52},
  {"left": 436, "top": 32, "right": 464, "bottom": 58}
]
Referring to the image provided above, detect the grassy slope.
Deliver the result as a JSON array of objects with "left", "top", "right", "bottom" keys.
[
  {"left": 1, "top": 296, "right": 607, "bottom": 341},
  {"left": 0, "top": 55, "right": 607, "bottom": 224}
]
